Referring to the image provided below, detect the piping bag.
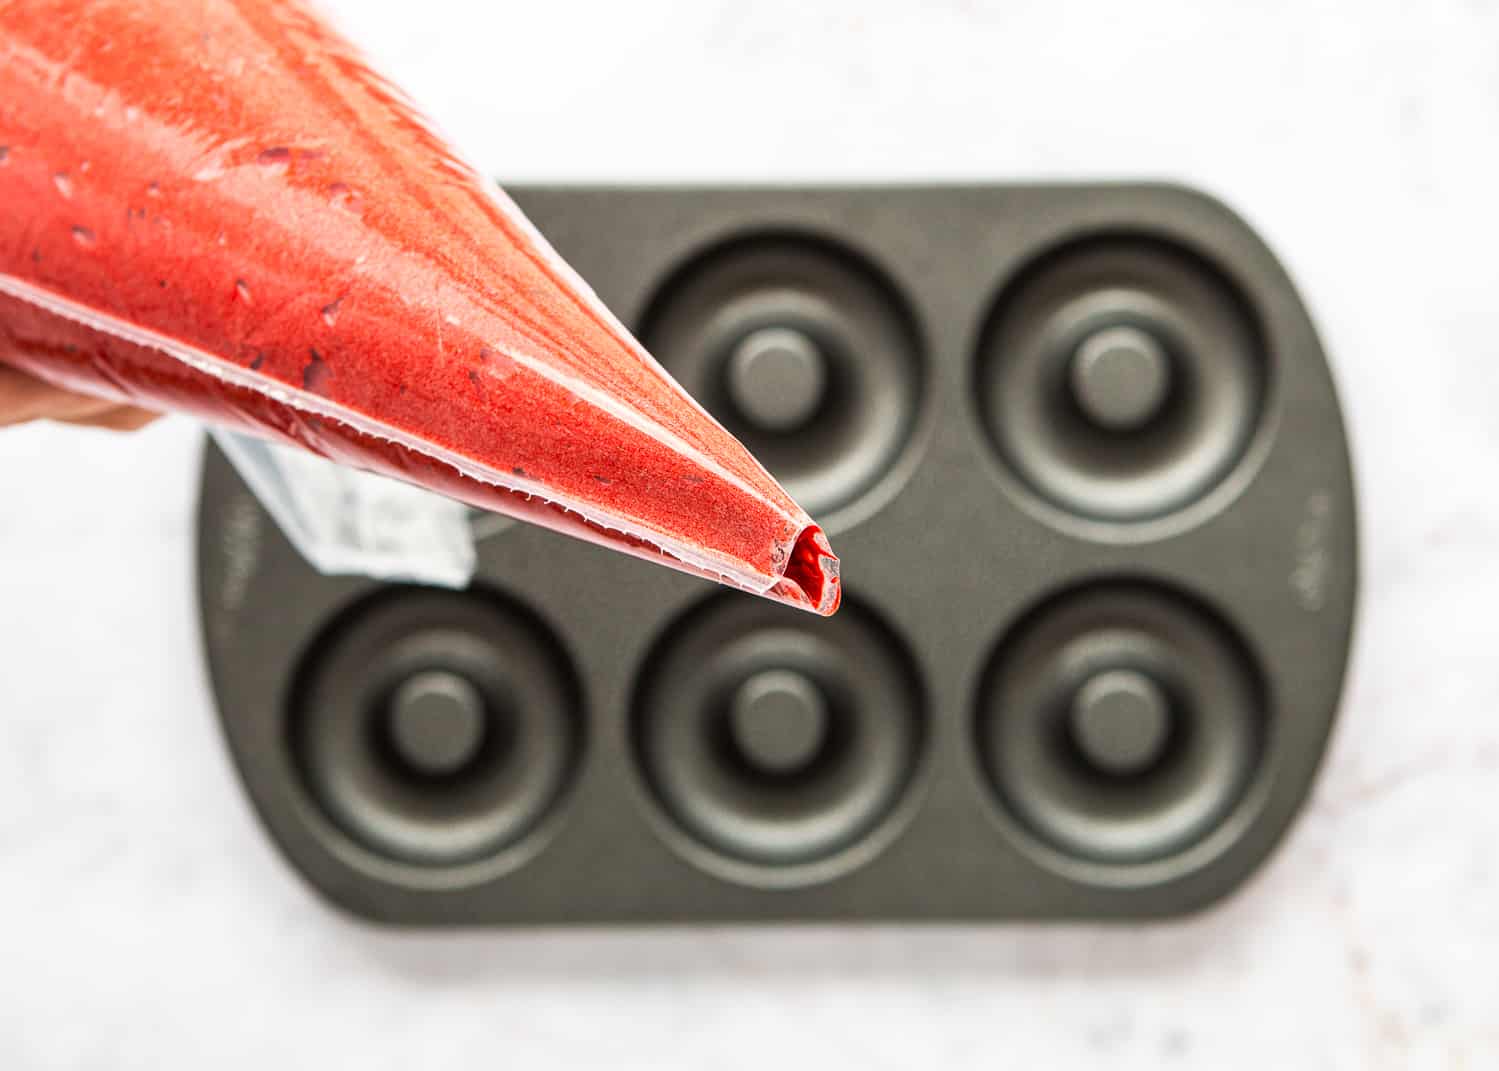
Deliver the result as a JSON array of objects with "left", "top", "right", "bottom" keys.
[{"left": 0, "top": 0, "right": 840, "bottom": 614}]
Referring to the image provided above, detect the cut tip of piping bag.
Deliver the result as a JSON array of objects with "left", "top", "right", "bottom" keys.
[
  {"left": 620, "top": 520, "right": 841, "bottom": 616},
  {"left": 769, "top": 525, "right": 842, "bottom": 615},
  {"left": 586, "top": 518, "right": 841, "bottom": 616}
]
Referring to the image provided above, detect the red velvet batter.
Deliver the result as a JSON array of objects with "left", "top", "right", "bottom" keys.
[{"left": 0, "top": 0, "right": 839, "bottom": 614}]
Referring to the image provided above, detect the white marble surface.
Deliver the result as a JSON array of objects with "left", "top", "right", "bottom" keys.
[{"left": 2, "top": 1, "right": 1497, "bottom": 1066}]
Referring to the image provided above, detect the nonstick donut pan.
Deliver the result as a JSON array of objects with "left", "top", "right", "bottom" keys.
[{"left": 196, "top": 183, "right": 1358, "bottom": 924}]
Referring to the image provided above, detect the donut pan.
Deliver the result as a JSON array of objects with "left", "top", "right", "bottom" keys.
[{"left": 196, "top": 183, "right": 1358, "bottom": 924}]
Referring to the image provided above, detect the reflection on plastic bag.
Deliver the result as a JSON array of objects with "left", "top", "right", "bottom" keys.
[{"left": 212, "top": 429, "right": 476, "bottom": 590}]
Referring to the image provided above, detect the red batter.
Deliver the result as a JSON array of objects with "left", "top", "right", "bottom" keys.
[{"left": 0, "top": 0, "right": 839, "bottom": 614}]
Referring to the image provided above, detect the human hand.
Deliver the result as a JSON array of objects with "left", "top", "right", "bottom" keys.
[{"left": 0, "top": 363, "right": 159, "bottom": 431}]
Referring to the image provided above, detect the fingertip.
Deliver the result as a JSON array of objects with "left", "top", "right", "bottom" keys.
[{"left": 59, "top": 406, "right": 163, "bottom": 432}]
